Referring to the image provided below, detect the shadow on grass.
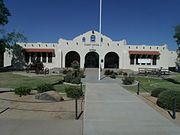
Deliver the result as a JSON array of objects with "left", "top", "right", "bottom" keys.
[{"left": 164, "top": 78, "right": 180, "bottom": 85}]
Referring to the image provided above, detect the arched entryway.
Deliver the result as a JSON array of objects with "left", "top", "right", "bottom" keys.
[
  {"left": 104, "top": 52, "right": 119, "bottom": 68},
  {"left": 85, "top": 52, "right": 99, "bottom": 68},
  {"left": 65, "top": 51, "right": 80, "bottom": 67}
]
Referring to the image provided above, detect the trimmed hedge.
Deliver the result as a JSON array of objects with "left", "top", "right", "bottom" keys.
[
  {"left": 122, "top": 76, "right": 134, "bottom": 85},
  {"left": 15, "top": 86, "right": 32, "bottom": 96},
  {"left": 65, "top": 86, "right": 83, "bottom": 99},
  {"left": 151, "top": 88, "right": 168, "bottom": 97},
  {"left": 157, "top": 90, "right": 180, "bottom": 111},
  {"left": 37, "top": 83, "right": 54, "bottom": 93}
]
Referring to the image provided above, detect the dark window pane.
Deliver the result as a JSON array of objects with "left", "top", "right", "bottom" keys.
[
  {"left": 130, "top": 55, "right": 134, "bottom": 65},
  {"left": 48, "top": 53, "right": 52, "bottom": 63},
  {"left": 90, "top": 35, "right": 96, "bottom": 42},
  {"left": 25, "top": 52, "right": 29, "bottom": 63},
  {"left": 31, "top": 52, "right": 35, "bottom": 63},
  {"left": 42, "top": 52, "right": 46, "bottom": 63},
  {"left": 37, "top": 52, "right": 41, "bottom": 62},
  {"left": 82, "top": 37, "right": 86, "bottom": 42},
  {"left": 152, "top": 55, "right": 157, "bottom": 65}
]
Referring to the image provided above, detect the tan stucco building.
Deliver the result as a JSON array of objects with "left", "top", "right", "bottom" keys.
[{"left": 4, "top": 30, "right": 177, "bottom": 71}]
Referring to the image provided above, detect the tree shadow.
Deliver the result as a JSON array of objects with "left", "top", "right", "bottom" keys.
[{"left": 164, "top": 78, "right": 180, "bottom": 85}]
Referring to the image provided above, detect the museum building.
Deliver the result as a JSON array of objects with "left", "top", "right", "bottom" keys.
[{"left": 4, "top": 30, "right": 177, "bottom": 71}]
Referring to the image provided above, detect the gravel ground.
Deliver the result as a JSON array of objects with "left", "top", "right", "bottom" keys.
[{"left": 0, "top": 92, "right": 84, "bottom": 120}]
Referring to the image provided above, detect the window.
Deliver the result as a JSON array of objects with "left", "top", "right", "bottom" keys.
[
  {"left": 152, "top": 55, "right": 157, "bottom": 65},
  {"left": 31, "top": 52, "right": 35, "bottom": 62},
  {"left": 101, "top": 37, "right": 103, "bottom": 42},
  {"left": 42, "top": 52, "right": 46, "bottom": 63},
  {"left": 129, "top": 46, "right": 131, "bottom": 49},
  {"left": 130, "top": 55, "right": 134, "bottom": 65},
  {"left": 143, "top": 47, "right": 145, "bottom": 49},
  {"left": 147, "top": 55, "right": 151, "bottom": 65},
  {"left": 48, "top": 53, "right": 52, "bottom": 63},
  {"left": 136, "top": 46, "right": 138, "bottom": 49},
  {"left": 25, "top": 52, "right": 29, "bottom": 63},
  {"left": 136, "top": 55, "right": 140, "bottom": 65},
  {"left": 90, "top": 35, "right": 96, "bottom": 42},
  {"left": 82, "top": 37, "right": 86, "bottom": 42},
  {"left": 37, "top": 52, "right": 41, "bottom": 62}
]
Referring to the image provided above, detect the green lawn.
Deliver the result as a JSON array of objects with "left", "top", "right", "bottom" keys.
[
  {"left": 0, "top": 72, "right": 73, "bottom": 93},
  {"left": 123, "top": 74, "right": 180, "bottom": 93}
]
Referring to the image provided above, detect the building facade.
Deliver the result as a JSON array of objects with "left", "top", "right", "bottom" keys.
[{"left": 4, "top": 30, "right": 177, "bottom": 71}]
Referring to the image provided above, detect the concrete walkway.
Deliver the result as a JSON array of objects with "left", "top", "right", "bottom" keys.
[
  {"left": 83, "top": 70, "right": 180, "bottom": 135},
  {"left": 0, "top": 119, "right": 82, "bottom": 135}
]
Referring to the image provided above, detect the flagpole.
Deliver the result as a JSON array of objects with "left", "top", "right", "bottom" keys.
[{"left": 98, "top": 0, "right": 102, "bottom": 80}]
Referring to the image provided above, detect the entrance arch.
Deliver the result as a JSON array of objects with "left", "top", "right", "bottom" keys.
[
  {"left": 65, "top": 51, "right": 80, "bottom": 67},
  {"left": 104, "top": 52, "right": 119, "bottom": 68},
  {"left": 85, "top": 52, "right": 99, "bottom": 68}
]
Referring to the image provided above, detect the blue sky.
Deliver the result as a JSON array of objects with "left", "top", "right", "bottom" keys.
[{"left": 4, "top": 0, "right": 180, "bottom": 50}]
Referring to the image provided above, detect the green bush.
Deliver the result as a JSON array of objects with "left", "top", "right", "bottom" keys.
[
  {"left": 157, "top": 90, "right": 180, "bottom": 111},
  {"left": 104, "top": 70, "right": 111, "bottom": 75},
  {"left": 15, "top": 86, "right": 32, "bottom": 96},
  {"left": 62, "top": 68, "right": 72, "bottom": 74},
  {"left": 71, "top": 77, "right": 81, "bottom": 84},
  {"left": 151, "top": 88, "right": 168, "bottom": 97},
  {"left": 64, "top": 73, "right": 73, "bottom": 83},
  {"left": 71, "top": 60, "right": 80, "bottom": 69},
  {"left": 118, "top": 70, "right": 123, "bottom": 75},
  {"left": 37, "top": 83, "right": 54, "bottom": 93},
  {"left": 79, "top": 70, "right": 85, "bottom": 78},
  {"left": 122, "top": 76, "right": 134, "bottom": 85},
  {"left": 123, "top": 72, "right": 128, "bottom": 76},
  {"left": 110, "top": 72, "right": 116, "bottom": 79},
  {"left": 65, "top": 86, "right": 83, "bottom": 99}
]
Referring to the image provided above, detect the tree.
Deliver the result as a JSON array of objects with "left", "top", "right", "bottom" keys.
[
  {"left": 0, "top": 0, "right": 26, "bottom": 68},
  {"left": 174, "top": 25, "right": 180, "bottom": 47},
  {"left": 174, "top": 25, "right": 180, "bottom": 70},
  {"left": 0, "top": 0, "right": 11, "bottom": 25}
]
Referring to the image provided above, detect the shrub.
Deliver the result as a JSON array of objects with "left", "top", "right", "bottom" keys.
[
  {"left": 122, "top": 76, "right": 134, "bottom": 85},
  {"left": 62, "top": 68, "right": 72, "bottom": 74},
  {"left": 37, "top": 83, "right": 54, "bottom": 93},
  {"left": 71, "top": 60, "right": 80, "bottom": 69},
  {"left": 123, "top": 72, "right": 128, "bottom": 76},
  {"left": 110, "top": 72, "right": 116, "bottom": 79},
  {"left": 118, "top": 70, "right": 123, "bottom": 75},
  {"left": 157, "top": 90, "right": 180, "bottom": 111},
  {"left": 64, "top": 73, "right": 73, "bottom": 83},
  {"left": 71, "top": 77, "right": 81, "bottom": 84},
  {"left": 79, "top": 70, "right": 85, "bottom": 78},
  {"left": 15, "top": 86, "right": 32, "bottom": 96},
  {"left": 104, "top": 70, "right": 111, "bottom": 75},
  {"left": 151, "top": 88, "right": 168, "bottom": 97},
  {"left": 65, "top": 86, "right": 83, "bottom": 99}
]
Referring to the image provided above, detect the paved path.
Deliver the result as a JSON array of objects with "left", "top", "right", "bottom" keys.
[
  {"left": 0, "top": 119, "right": 82, "bottom": 135},
  {"left": 83, "top": 69, "right": 180, "bottom": 135}
]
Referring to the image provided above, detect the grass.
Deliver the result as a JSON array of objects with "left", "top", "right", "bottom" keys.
[
  {"left": 123, "top": 74, "right": 180, "bottom": 93},
  {"left": 0, "top": 72, "right": 77, "bottom": 93}
]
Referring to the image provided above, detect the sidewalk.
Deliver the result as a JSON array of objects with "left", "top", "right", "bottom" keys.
[
  {"left": 83, "top": 83, "right": 180, "bottom": 135},
  {"left": 0, "top": 119, "right": 82, "bottom": 135}
]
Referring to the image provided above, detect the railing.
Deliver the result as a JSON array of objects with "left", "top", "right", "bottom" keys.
[{"left": 136, "top": 82, "right": 179, "bottom": 119}]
